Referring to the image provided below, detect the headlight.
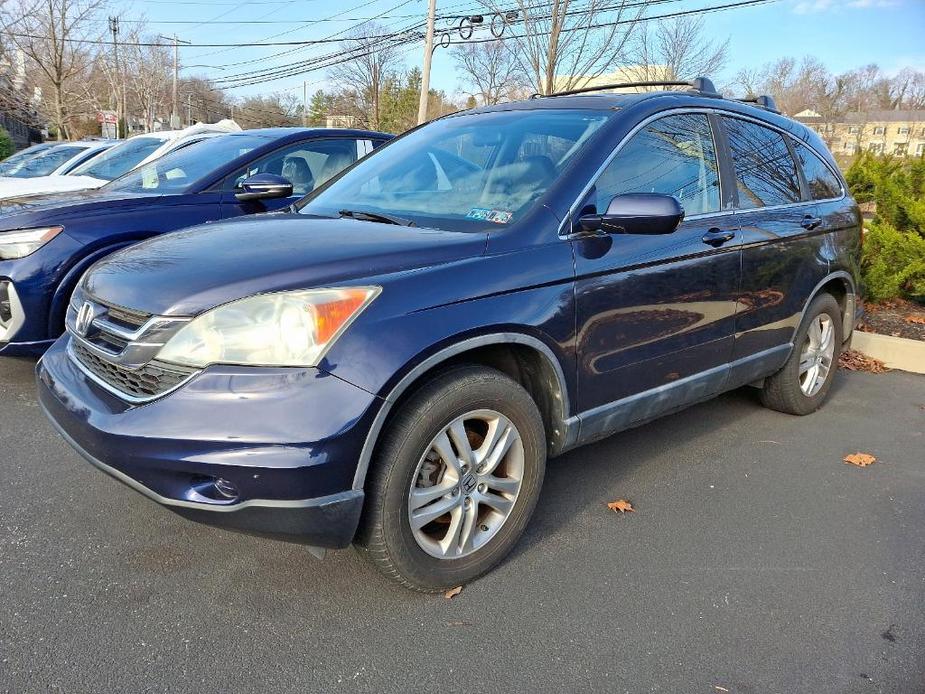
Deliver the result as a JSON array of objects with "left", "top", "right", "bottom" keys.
[
  {"left": 156, "top": 287, "right": 380, "bottom": 368},
  {"left": 0, "top": 226, "right": 64, "bottom": 260}
]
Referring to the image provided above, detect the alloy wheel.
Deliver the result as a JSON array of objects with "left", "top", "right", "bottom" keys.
[
  {"left": 407, "top": 409, "right": 525, "bottom": 559},
  {"left": 799, "top": 313, "right": 836, "bottom": 397}
]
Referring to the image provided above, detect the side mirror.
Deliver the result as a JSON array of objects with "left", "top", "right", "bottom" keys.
[
  {"left": 578, "top": 193, "right": 684, "bottom": 235},
  {"left": 235, "top": 173, "right": 293, "bottom": 202}
]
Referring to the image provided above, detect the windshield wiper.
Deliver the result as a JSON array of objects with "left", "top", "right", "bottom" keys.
[{"left": 338, "top": 209, "right": 415, "bottom": 227}]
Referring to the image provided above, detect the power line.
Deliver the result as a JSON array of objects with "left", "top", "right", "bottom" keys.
[
  {"left": 447, "top": 0, "right": 780, "bottom": 46},
  {"left": 216, "top": 0, "right": 781, "bottom": 88},
  {"left": 0, "top": 30, "right": 412, "bottom": 48},
  {"left": 183, "top": 0, "right": 420, "bottom": 69},
  {"left": 205, "top": 0, "right": 426, "bottom": 84},
  {"left": 211, "top": 22, "right": 424, "bottom": 87}
]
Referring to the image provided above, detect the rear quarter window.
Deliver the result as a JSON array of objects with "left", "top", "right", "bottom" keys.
[{"left": 793, "top": 142, "right": 842, "bottom": 200}]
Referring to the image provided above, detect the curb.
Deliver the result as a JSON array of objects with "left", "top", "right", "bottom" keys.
[{"left": 851, "top": 331, "right": 925, "bottom": 374}]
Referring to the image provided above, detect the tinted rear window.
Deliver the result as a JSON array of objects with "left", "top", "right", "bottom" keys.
[
  {"left": 793, "top": 142, "right": 842, "bottom": 200},
  {"left": 724, "top": 117, "right": 801, "bottom": 209}
]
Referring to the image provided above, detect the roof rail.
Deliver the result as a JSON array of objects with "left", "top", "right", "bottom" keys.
[
  {"left": 734, "top": 95, "right": 780, "bottom": 113},
  {"left": 531, "top": 76, "right": 722, "bottom": 99}
]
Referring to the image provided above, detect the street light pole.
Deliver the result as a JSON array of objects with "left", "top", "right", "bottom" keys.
[{"left": 416, "top": 0, "right": 436, "bottom": 125}]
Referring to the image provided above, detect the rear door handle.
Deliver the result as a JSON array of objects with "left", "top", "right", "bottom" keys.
[
  {"left": 801, "top": 215, "right": 822, "bottom": 230},
  {"left": 701, "top": 228, "right": 736, "bottom": 247}
]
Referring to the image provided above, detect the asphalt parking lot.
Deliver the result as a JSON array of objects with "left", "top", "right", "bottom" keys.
[{"left": 1, "top": 356, "right": 923, "bottom": 694}]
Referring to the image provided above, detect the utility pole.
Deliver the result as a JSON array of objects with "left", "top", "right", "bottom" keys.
[
  {"left": 109, "top": 16, "right": 123, "bottom": 138},
  {"left": 416, "top": 0, "right": 436, "bottom": 125},
  {"left": 159, "top": 35, "right": 188, "bottom": 129},
  {"left": 187, "top": 94, "right": 192, "bottom": 127},
  {"left": 172, "top": 36, "right": 179, "bottom": 127},
  {"left": 303, "top": 80, "right": 308, "bottom": 126}
]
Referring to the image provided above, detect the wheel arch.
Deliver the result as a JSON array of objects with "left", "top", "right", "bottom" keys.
[
  {"left": 798, "top": 270, "right": 857, "bottom": 346},
  {"left": 352, "top": 332, "right": 575, "bottom": 491}
]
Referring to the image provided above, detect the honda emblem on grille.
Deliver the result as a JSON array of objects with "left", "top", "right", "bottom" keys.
[{"left": 75, "top": 301, "right": 95, "bottom": 336}]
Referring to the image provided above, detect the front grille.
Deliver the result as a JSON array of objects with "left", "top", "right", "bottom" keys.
[
  {"left": 105, "top": 303, "right": 150, "bottom": 329},
  {"left": 72, "top": 341, "right": 195, "bottom": 400}
]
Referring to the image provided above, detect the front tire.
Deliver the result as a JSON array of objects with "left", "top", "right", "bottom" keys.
[
  {"left": 760, "top": 293, "right": 843, "bottom": 415},
  {"left": 355, "top": 365, "right": 546, "bottom": 592}
]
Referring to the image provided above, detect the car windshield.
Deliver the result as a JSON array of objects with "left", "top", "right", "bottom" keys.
[
  {"left": 0, "top": 143, "right": 55, "bottom": 175},
  {"left": 70, "top": 136, "right": 165, "bottom": 181},
  {"left": 5, "top": 144, "right": 89, "bottom": 178},
  {"left": 105, "top": 134, "right": 266, "bottom": 194},
  {"left": 298, "top": 109, "right": 610, "bottom": 230}
]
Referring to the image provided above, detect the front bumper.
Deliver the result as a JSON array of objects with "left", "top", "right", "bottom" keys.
[{"left": 37, "top": 335, "right": 381, "bottom": 548}]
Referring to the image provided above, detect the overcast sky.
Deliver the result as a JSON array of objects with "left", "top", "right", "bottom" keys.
[{"left": 110, "top": 0, "right": 925, "bottom": 103}]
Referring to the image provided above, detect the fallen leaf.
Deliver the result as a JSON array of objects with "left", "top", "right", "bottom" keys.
[
  {"left": 905, "top": 314, "right": 925, "bottom": 325},
  {"left": 444, "top": 586, "right": 463, "bottom": 599},
  {"left": 838, "top": 349, "right": 888, "bottom": 374},
  {"left": 844, "top": 452, "right": 876, "bottom": 467},
  {"left": 607, "top": 499, "right": 635, "bottom": 513}
]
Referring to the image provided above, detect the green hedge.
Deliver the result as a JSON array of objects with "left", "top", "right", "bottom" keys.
[
  {"left": 845, "top": 153, "right": 925, "bottom": 301},
  {"left": 0, "top": 128, "right": 14, "bottom": 161}
]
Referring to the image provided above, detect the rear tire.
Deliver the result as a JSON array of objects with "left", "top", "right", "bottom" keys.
[
  {"left": 355, "top": 365, "right": 546, "bottom": 593},
  {"left": 760, "top": 293, "right": 843, "bottom": 415}
]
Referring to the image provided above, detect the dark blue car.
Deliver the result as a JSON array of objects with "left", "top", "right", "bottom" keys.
[
  {"left": 37, "top": 80, "right": 862, "bottom": 592},
  {"left": 0, "top": 128, "right": 389, "bottom": 356}
]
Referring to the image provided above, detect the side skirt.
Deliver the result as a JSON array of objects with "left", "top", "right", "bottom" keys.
[{"left": 562, "top": 344, "right": 791, "bottom": 452}]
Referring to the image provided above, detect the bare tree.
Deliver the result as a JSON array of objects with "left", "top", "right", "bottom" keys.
[
  {"left": 232, "top": 93, "right": 299, "bottom": 129},
  {"left": 328, "top": 24, "right": 403, "bottom": 131},
  {"left": 452, "top": 39, "right": 523, "bottom": 105},
  {"left": 127, "top": 39, "right": 172, "bottom": 132},
  {"left": 1, "top": 0, "right": 106, "bottom": 139},
  {"left": 887, "top": 67, "right": 925, "bottom": 111},
  {"left": 631, "top": 15, "right": 728, "bottom": 83},
  {"left": 479, "top": 0, "right": 642, "bottom": 96}
]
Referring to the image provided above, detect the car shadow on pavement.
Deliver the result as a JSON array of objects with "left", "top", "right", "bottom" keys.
[{"left": 506, "top": 384, "right": 777, "bottom": 561}]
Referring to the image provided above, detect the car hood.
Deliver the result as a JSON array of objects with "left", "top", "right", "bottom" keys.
[
  {"left": 0, "top": 189, "right": 158, "bottom": 226},
  {"left": 84, "top": 215, "right": 488, "bottom": 316},
  {"left": 0, "top": 175, "right": 108, "bottom": 201}
]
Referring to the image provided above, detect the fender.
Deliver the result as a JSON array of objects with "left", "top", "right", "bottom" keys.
[
  {"left": 47, "top": 238, "right": 148, "bottom": 337},
  {"left": 351, "top": 331, "right": 576, "bottom": 491},
  {"left": 791, "top": 270, "right": 857, "bottom": 357}
]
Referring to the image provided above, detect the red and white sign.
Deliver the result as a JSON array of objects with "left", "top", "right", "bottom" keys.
[{"left": 97, "top": 111, "right": 118, "bottom": 125}]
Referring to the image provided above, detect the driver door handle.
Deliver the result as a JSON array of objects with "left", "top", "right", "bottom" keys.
[
  {"left": 702, "top": 228, "right": 736, "bottom": 247},
  {"left": 801, "top": 215, "right": 823, "bottom": 231}
]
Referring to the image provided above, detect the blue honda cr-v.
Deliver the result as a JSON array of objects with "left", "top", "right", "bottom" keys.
[
  {"left": 37, "top": 79, "right": 862, "bottom": 592},
  {"left": 0, "top": 127, "right": 389, "bottom": 356}
]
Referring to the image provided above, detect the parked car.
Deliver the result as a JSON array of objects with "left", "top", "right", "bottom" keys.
[
  {"left": 0, "top": 121, "right": 241, "bottom": 200},
  {"left": 0, "top": 140, "right": 114, "bottom": 185},
  {"left": 0, "top": 142, "right": 56, "bottom": 175},
  {"left": 0, "top": 127, "right": 389, "bottom": 355},
  {"left": 37, "top": 79, "right": 862, "bottom": 592}
]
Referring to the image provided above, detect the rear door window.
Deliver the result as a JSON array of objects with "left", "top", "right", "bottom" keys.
[
  {"left": 593, "top": 113, "right": 721, "bottom": 216},
  {"left": 723, "top": 117, "right": 801, "bottom": 209},
  {"left": 792, "top": 141, "right": 842, "bottom": 201}
]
